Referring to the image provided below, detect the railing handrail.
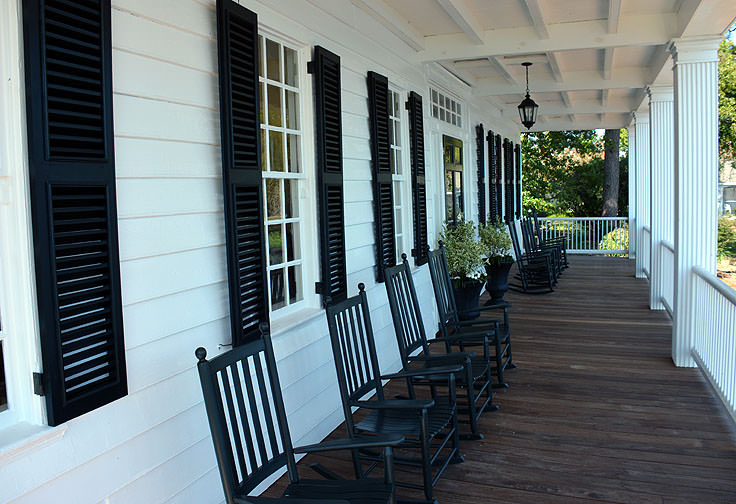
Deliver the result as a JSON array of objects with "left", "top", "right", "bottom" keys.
[
  {"left": 693, "top": 266, "right": 736, "bottom": 307},
  {"left": 542, "top": 216, "right": 628, "bottom": 221},
  {"left": 662, "top": 240, "right": 675, "bottom": 253}
]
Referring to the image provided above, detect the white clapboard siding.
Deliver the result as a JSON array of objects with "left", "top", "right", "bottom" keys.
[{"left": 115, "top": 137, "right": 221, "bottom": 179}]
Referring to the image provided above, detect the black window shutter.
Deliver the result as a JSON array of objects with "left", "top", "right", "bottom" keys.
[
  {"left": 504, "top": 139, "right": 515, "bottom": 221},
  {"left": 475, "top": 124, "right": 486, "bottom": 226},
  {"left": 309, "top": 46, "right": 347, "bottom": 305},
  {"left": 515, "top": 143, "right": 522, "bottom": 219},
  {"left": 486, "top": 130, "right": 497, "bottom": 222},
  {"left": 216, "top": 0, "right": 268, "bottom": 346},
  {"left": 494, "top": 134, "right": 503, "bottom": 219},
  {"left": 367, "top": 71, "right": 395, "bottom": 282},
  {"left": 406, "top": 91, "right": 428, "bottom": 266},
  {"left": 23, "top": 0, "right": 126, "bottom": 426}
]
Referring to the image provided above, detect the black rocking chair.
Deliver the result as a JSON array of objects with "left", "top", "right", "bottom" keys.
[
  {"left": 427, "top": 244, "right": 515, "bottom": 388},
  {"left": 196, "top": 325, "right": 403, "bottom": 504},
  {"left": 384, "top": 256, "right": 494, "bottom": 440},
  {"left": 326, "top": 284, "right": 463, "bottom": 504},
  {"left": 531, "top": 208, "right": 569, "bottom": 268},
  {"left": 507, "top": 220, "right": 555, "bottom": 293},
  {"left": 520, "top": 217, "right": 563, "bottom": 278}
]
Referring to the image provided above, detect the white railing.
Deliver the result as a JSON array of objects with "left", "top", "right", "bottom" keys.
[
  {"left": 660, "top": 241, "right": 675, "bottom": 316},
  {"left": 538, "top": 217, "right": 629, "bottom": 255},
  {"left": 691, "top": 266, "right": 736, "bottom": 425},
  {"left": 641, "top": 226, "right": 651, "bottom": 279}
]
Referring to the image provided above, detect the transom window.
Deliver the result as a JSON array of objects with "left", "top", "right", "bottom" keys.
[
  {"left": 431, "top": 89, "right": 462, "bottom": 128},
  {"left": 389, "top": 88, "right": 406, "bottom": 261},
  {"left": 259, "top": 36, "right": 305, "bottom": 312}
]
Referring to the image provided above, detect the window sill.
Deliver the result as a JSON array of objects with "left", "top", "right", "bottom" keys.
[
  {"left": 0, "top": 422, "right": 67, "bottom": 465},
  {"left": 270, "top": 306, "right": 324, "bottom": 338}
]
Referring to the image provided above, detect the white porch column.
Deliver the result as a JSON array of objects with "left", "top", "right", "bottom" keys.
[
  {"left": 633, "top": 115, "right": 650, "bottom": 279},
  {"left": 648, "top": 87, "right": 674, "bottom": 310},
  {"left": 670, "top": 37, "right": 721, "bottom": 367},
  {"left": 627, "top": 125, "right": 636, "bottom": 260}
]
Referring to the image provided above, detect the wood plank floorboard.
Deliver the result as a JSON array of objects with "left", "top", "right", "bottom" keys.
[{"left": 264, "top": 256, "right": 736, "bottom": 503}]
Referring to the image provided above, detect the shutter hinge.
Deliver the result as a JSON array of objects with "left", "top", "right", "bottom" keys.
[
  {"left": 33, "top": 372, "right": 44, "bottom": 396},
  {"left": 307, "top": 61, "right": 314, "bottom": 74},
  {"left": 315, "top": 281, "right": 323, "bottom": 294}
]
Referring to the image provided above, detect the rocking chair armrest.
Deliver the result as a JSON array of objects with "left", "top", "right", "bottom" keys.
[
  {"left": 293, "top": 434, "right": 405, "bottom": 454},
  {"left": 381, "top": 364, "right": 463, "bottom": 380},
  {"left": 455, "top": 316, "right": 503, "bottom": 328},
  {"left": 409, "top": 351, "right": 473, "bottom": 363},
  {"left": 353, "top": 399, "right": 435, "bottom": 411},
  {"left": 432, "top": 332, "right": 490, "bottom": 345}
]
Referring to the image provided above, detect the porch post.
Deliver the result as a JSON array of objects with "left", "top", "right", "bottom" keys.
[
  {"left": 633, "top": 114, "right": 650, "bottom": 279},
  {"left": 670, "top": 37, "right": 721, "bottom": 367},
  {"left": 627, "top": 125, "right": 636, "bottom": 260},
  {"left": 647, "top": 86, "right": 674, "bottom": 310}
]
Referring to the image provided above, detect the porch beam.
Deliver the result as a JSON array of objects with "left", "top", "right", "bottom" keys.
[
  {"left": 522, "top": 0, "right": 549, "bottom": 39},
  {"left": 434, "top": 0, "right": 484, "bottom": 45},
  {"left": 418, "top": 13, "right": 677, "bottom": 62},
  {"left": 474, "top": 67, "right": 650, "bottom": 96},
  {"left": 499, "top": 99, "right": 633, "bottom": 116},
  {"left": 601, "top": 89, "right": 610, "bottom": 106},
  {"left": 488, "top": 56, "right": 520, "bottom": 85},
  {"left": 608, "top": 0, "right": 622, "bottom": 33},
  {"left": 525, "top": 114, "right": 631, "bottom": 131},
  {"left": 560, "top": 91, "right": 572, "bottom": 108},
  {"left": 602, "top": 47, "right": 614, "bottom": 79},
  {"left": 547, "top": 52, "right": 563, "bottom": 82},
  {"left": 349, "top": 0, "right": 425, "bottom": 51}
]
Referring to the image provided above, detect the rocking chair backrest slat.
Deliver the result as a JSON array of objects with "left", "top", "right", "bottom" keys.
[
  {"left": 427, "top": 244, "right": 460, "bottom": 328},
  {"left": 384, "top": 257, "right": 430, "bottom": 363},
  {"left": 326, "top": 288, "right": 384, "bottom": 433},
  {"left": 197, "top": 331, "right": 296, "bottom": 500},
  {"left": 507, "top": 221, "right": 524, "bottom": 261},
  {"left": 531, "top": 208, "right": 544, "bottom": 244},
  {"left": 519, "top": 218, "right": 535, "bottom": 252}
]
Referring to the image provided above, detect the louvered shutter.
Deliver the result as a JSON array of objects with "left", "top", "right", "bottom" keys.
[
  {"left": 23, "top": 0, "right": 125, "bottom": 426},
  {"left": 486, "top": 130, "right": 497, "bottom": 222},
  {"left": 407, "top": 91, "right": 428, "bottom": 266},
  {"left": 310, "top": 46, "right": 347, "bottom": 305},
  {"left": 494, "top": 134, "right": 503, "bottom": 219},
  {"left": 504, "top": 139, "right": 515, "bottom": 221},
  {"left": 217, "top": 0, "right": 268, "bottom": 346},
  {"left": 367, "top": 72, "right": 395, "bottom": 282},
  {"left": 476, "top": 124, "right": 486, "bottom": 226},
  {"left": 515, "top": 143, "right": 522, "bottom": 218}
]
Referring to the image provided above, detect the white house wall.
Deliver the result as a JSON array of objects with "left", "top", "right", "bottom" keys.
[{"left": 0, "top": 1, "right": 520, "bottom": 503}]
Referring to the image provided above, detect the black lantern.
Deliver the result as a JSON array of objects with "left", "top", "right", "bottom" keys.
[{"left": 517, "top": 62, "right": 539, "bottom": 129}]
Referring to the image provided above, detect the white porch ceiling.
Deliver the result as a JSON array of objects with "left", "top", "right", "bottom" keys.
[{"left": 351, "top": 0, "right": 736, "bottom": 131}]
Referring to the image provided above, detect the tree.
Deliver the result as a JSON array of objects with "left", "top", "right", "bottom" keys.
[{"left": 602, "top": 129, "right": 621, "bottom": 216}]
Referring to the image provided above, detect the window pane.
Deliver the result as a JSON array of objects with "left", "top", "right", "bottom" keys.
[
  {"left": 267, "top": 85, "right": 283, "bottom": 126},
  {"left": 286, "top": 223, "right": 300, "bottom": 261},
  {"left": 286, "top": 134, "right": 301, "bottom": 173},
  {"left": 285, "top": 91, "right": 299, "bottom": 129},
  {"left": 258, "top": 36, "right": 264, "bottom": 78},
  {"left": 456, "top": 103, "right": 461, "bottom": 115},
  {"left": 268, "top": 224, "right": 283, "bottom": 265},
  {"left": 266, "top": 39, "right": 281, "bottom": 82},
  {"left": 270, "top": 268, "right": 286, "bottom": 310},
  {"left": 431, "top": 89, "right": 438, "bottom": 103},
  {"left": 259, "top": 82, "right": 265, "bottom": 124},
  {"left": 440, "top": 108, "right": 445, "bottom": 121},
  {"left": 284, "top": 179, "right": 299, "bottom": 218},
  {"left": 284, "top": 46, "right": 298, "bottom": 87},
  {"left": 266, "top": 179, "right": 282, "bottom": 220},
  {"left": 288, "top": 265, "right": 302, "bottom": 304},
  {"left": 260, "top": 129, "right": 267, "bottom": 171},
  {"left": 0, "top": 342, "right": 6, "bottom": 412},
  {"left": 269, "top": 131, "right": 285, "bottom": 171},
  {"left": 393, "top": 92, "right": 400, "bottom": 116},
  {"left": 394, "top": 207, "right": 402, "bottom": 234},
  {"left": 432, "top": 105, "right": 438, "bottom": 118}
]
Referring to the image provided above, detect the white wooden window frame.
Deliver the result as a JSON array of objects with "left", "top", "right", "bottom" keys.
[{"left": 388, "top": 86, "right": 412, "bottom": 262}]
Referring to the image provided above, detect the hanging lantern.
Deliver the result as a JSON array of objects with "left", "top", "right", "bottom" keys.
[{"left": 517, "top": 62, "right": 539, "bottom": 129}]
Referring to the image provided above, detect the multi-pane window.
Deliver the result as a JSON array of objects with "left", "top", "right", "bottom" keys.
[
  {"left": 443, "top": 135, "right": 464, "bottom": 225},
  {"left": 259, "top": 36, "right": 305, "bottom": 312},
  {"left": 389, "top": 88, "right": 406, "bottom": 261},
  {"left": 431, "top": 89, "right": 462, "bottom": 128}
]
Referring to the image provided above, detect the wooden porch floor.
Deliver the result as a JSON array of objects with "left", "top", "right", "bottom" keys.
[{"left": 267, "top": 256, "right": 736, "bottom": 503}]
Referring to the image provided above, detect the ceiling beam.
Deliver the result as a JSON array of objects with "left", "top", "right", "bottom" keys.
[
  {"left": 418, "top": 13, "right": 676, "bottom": 62},
  {"left": 522, "top": 0, "right": 549, "bottom": 39},
  {"left": 601, "top": 89, "right": 610, "bottom": 106},
  {"left": 608, "top": 0, "right": 622, "bottom": 33},
  {"left": 349, "top": 0, "right": 425, "bottom": 51},
  {"left": 500, "top": 99, "right": 634, "bottom": 117},
  {"left": 547, "top": 52, "right": 563, "bottom": 82},
  {"left": 434, "top": 0, "right": 484, "bottom": 45},
  {"left": 560, "top": 91, "right": 572, "bottom": 108},
  {"left": 530, "top": 114, "right": 632, "bottom": 132},
  {"left": 488, "top": 56, "right": 520, "bottom": 85},
  {"left": 602, "top": 47, "right": 614, "bottom": 79},
  {"left": 474, "top": 67, "right": 650, "bottom": 96}
]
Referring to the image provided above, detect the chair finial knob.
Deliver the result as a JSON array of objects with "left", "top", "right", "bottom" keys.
[
  {"left": 358, "top": 282, "right": 366, "bottom": 292},
  {"left": 195, "top": 347, "right": 207, "bottom": 361},
  {"left": 401, "top": 253, "right": 408, "bottom": 262},
  {"left": 259, "top": 322, "right": 270, "bottom": 337}
]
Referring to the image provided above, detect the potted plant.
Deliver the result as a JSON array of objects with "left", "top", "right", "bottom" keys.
[
  {"left": 480, "top": 218, "right": 515, "bottom": 304},
  {"left": 439, "top": 216, "right": 486, "bottom": 320}
]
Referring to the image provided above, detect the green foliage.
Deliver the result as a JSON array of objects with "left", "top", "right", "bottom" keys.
[
  {"left": 521, "top": 130, "right": 628, "bottom": 217},
  {"left": 597, "top": 225, "right": 629, "bottom": 256},
  {"left": 439, "top": 217, "right": 486, "bottom": 282},
  {"left": 718, "top": 215, "right": 736, "bottom": 260},
  {"left": 479, "top": 218, "right": 513, "bottom": 264},
  {"left": 720, "top": 38, "right": 736, "bottom": 161}
]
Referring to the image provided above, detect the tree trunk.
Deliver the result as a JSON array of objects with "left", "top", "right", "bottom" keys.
[{"left": 602, "top": 129, "right": 620, "bottom": 216}]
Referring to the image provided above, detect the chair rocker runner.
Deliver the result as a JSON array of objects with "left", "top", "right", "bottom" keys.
[
  {"left": 196, "top": 325, "right": 403, "bottom": 504},
  {"left": 384, "top": 256, "right": 495, "bottom": 440},
  {"left": 326, "top": 284, "right": 463, "bottom": 504},
  {"left": 427, "top": 244, "right": 516, "bottom": 388},
  {"left": 507, "top": 221, "right": 555, "bottom": 293}
]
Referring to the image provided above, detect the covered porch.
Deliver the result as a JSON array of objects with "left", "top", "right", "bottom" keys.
[{"left": 268, "top": 256, "right": 736, "bottom": 503}]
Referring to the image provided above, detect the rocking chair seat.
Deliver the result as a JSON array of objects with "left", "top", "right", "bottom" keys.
[
  {"left": 283, "top": 478, "right": 393, "bottom": 504},
  {"left": 356, "top": 400, "right": 455, "bottom": 438}
]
